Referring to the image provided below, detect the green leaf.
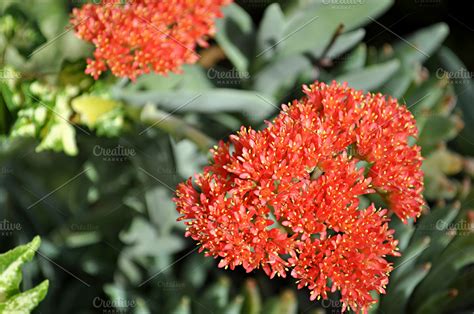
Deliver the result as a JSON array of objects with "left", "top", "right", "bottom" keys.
[
  {"left": 2, "top": 4, "right": 47, "bottom": 57},
  {"left": 335, "top": 43, "right": 367, "bottom": 74},
  {"left": 181, "top": 254, "right": 212, "bottom": 288},
  {"left": 333, "top": 59, "right": 400, "bottom": 91},
  {"left": 0, "top": 78, "right": 20, "bottom": 112},
  {"left": 377, "top": 23, "right": 449, "bottom": 99},
  {"left": 64, "top": 232, "right": 101, "bottom": 248},
  {"left": 35, "top": 93, "right": 78, "bottom": 156},
  {"left": 215, "top": 4, "right": 255, "bottom": 72},
  {"left": 0, "top": 280, "right": 49, "bottom": 314},
  {"left": 390, "top": 218, "right": 415, "bottom": 252},
  {"left": 144, "top": 187, "right": 180, "bottom": 235},
  {"left": 172, "top": 139, "right": 208, "bottom": 179},
  {"left": 380, "top": 264, "right": 431, "bottom": 314},
  {"left": 422, "top": 150, "right": 463, "bottom": 201},
  {"left": 409, "top": 205, "right": 460, "bottom": 266},
  {"left": 444, "top": 270, "right": 474, "bottom": 311},
  {"left": 410, "top": 206, "right": 460, "bottom": 246},
  {"left": 277, "top": 0, "right": 392, "bottom": 58},
  {"left": 0, "top": 236, "right": 41, "bottom": 300},
  {"left": 277, "top": 291, "right": 297, "bottom": 314},
  {"left": 124, "top": 65, "right": 213, "bottom": 93},
  {"left": 36, "top": 117, "right": 78, "bottom": 156},
  {"left": 390, "top": 236, "right": 431, "bottom": 284},
  {"left": 393, "top": 23, "right": 449, "bottom": 65},
  {"left": 412, "top": 235, "right": 474, "bottom": 308},
  {"left": 312, "top": 29, "right": 366, "bottom": 59},
  {"left": 414, "top": 290, "right": 453, "bottom": 314},
  {"left": 256, "top": 3, "right": 285, "bottom": 62},
  {"left": 71, "top": 96, "right": 120, "bottom": 128},
  {"left": 379, "top": 64, "right": 414, "bottom": 98},
  {"left": 242, "top": 279, "right": 262, "bottom": 314},
  {"left": 406, "top": 79, "right": 447, "bottom": 117},
  {"left": 253, "top": 55, "right": 311, "bottom": 99},
  {"left": 417, "top": 115, "right": 459, "bottom": 154},
  {"left": 223, "top": 296, "right": 244, "bottom": 314},
  {"left": 438, "top": 46, "right": 474, "bottom": 155},
  {"left": 117, "top": 89, "right": 278, "bottom": 122},
  {"left": 202, "top": 277, "right": 231, "bottom": 312},
  {"left": 0, "top": 236, "right": 48, "bottom": 314},
  {"left": 57, "top": 59, "right": 93, "bottom": 88},
  {"left": 171, "top": 297, "right": 191, "bottom": 314},
  {"left": 0, "top": 88, "right": 14, "bottom": 135},
  {"left": 120, "top": 217, "right": 185, "bottom": 257}
]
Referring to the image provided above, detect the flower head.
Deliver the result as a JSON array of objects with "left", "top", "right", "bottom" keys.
[
  {"left": 175, "top": 81, "right": 424, "bottom": 312},
  {"left": 71, "top": 0, "right": 231, "bottom": 80}
]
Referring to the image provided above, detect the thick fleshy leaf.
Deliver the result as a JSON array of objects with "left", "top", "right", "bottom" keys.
[
  {"left": 335, "top": 43, "right": 367, "bottom": 74},
  {"left": 380, "top": 265, "right": 431, "bottom": 313},
  {"left": 256, "top": 3, "right": 285, "bottom": 62},
  {"left": 171, "top": 297, "right": 191, "bottom": 314},
  {"left": 277, "top": 0, "right": 392, "bottom": 58},
  {"left": 393, "top": 23, "right": 449, "bottom": 65},
  {"left": 116, "top": 89, "right": 278, "bottom": 122},
  {"left": 215, "top": 4, "right": 255, "bottom": 72},
  {"left": 380, "top": 64, "right": 414, "bottom": 98},
  {"left": 253, "top": 55, "right": 311, "bottom": 99},
  {"left": 418, "top": 115, "right": 460, "bottom": 154},
  {"left": 333, "top": 59, "right": 400, "bottom": 91},
  {"left": 242, "top": 279, "right": 262, "bottom": 314},
  {"left": 311, "top": 29, "right": 365, "bottom": 59},
  {"left": 438, "top": 46, "right": 474, "bottom": 155},
  {"left": 390, "top": 236, "right": 431, "bottom": 283},
  {"left": 412, "top": 235, "right": 474, "bottom": 308}
]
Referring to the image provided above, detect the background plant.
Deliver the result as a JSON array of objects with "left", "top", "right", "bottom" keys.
[{"left": 0, "top": 0, "right": 473, "bottom": 313}]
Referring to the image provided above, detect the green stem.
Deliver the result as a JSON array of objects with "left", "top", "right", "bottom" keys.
[{"left": 135, "top": 103, "right": 215, "bottom": 152}]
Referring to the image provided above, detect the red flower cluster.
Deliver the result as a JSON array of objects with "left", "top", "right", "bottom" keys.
[
  {"left": 175, "top": 81, "right": 425, "bottom": 312},
  {"left": 71, "top": 0, "right": 231, "bottom": 80}
]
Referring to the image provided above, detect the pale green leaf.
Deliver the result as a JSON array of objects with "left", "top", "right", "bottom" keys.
[
  {"left": 333, "top": 59, "right": 400, "bottom": 91},
  {"left": 278, "top": 0, "right": 392, "bottom": 58},
  {"left": 215, "top": 4, "right": 254, "bottom": 72}
]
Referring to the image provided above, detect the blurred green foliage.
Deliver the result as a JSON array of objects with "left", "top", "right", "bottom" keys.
[
  {"left": 0, "top": 0, "right": 473, "bottom": 313},
  {"left": 0, "top": 236, "right": 48, "bottom": 313}
]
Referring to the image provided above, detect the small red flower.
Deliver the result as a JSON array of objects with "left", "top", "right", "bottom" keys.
[
  {"left": 174, "top": 81, "right": 424, "bottom": 312},
  {"left": 71, "top": 0, "right": 231, "bottom": 80}
]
